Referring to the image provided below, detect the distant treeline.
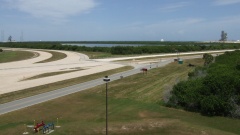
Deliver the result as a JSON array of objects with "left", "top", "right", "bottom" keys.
[
  {"left": 0, "top": 42, "right": 239, "bottom": 55},
  {"left": 0, "top": 42, "right": 111, "bottom": 53},
  {"left": 167, "top": 50, "right": 240, "bottom": 118}
]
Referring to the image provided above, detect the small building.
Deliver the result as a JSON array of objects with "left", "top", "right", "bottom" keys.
[{"left": 178, "top": 58, "right": 183, "bottom": 64}]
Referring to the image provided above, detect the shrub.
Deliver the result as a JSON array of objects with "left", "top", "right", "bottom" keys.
[{"left": 167, "top": 50, "right": 240, "bottom": 117}]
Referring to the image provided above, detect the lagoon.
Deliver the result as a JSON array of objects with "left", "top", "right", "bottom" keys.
[{"left": 62, "top": 43, "right": 161, "bottom": 47}]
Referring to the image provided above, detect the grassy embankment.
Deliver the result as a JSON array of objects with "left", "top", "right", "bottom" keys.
[{"left": 1, "top": 58, "right": 239, "bottom": 135}]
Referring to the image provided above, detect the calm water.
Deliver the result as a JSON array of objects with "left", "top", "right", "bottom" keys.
[{"left": 62, "top": 43, "right": 155, "bottom": 47}]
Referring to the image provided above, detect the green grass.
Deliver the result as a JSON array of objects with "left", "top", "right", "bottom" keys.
[
  {"left": 106, "top": 58, "right": 204, "bottom": 104},
  {"left": 81, "top": 50, "right": 222, "bottom": 60},
  {"left": 0, "top": 50, "right": 35, "bottom": 63},
  {"left": 0, "top": 59, "right": 239, "bottom": 135},
  {"left": 80, "top": 51, "right": 113, "bottom": 59},
  {"left": 116, "top": 52, "right": 222, "bottom": 63},
  {"left": 80, "top": 51, "right": 170, "bottom": 59},
  {"left": 35, "top": 50, "right": 67, "bottom": 63},
  {"left": 21, "top": 69, "right": 83, "bottom": 81},
  {"left": 0, "top": 66, "right": 133, "bottom": 104}
]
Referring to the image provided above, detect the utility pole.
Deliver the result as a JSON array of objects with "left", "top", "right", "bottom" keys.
[{"left": 103, "top": 76, "right": 110, "bottom": 135}]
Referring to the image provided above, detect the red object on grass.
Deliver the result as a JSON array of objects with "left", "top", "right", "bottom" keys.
[{"left": 34, "top": 121, "right": 45, "bottom": 132}]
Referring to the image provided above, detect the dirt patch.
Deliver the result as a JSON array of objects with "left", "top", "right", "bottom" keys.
[
  {"left": 99, "top": 119, "right": 177, "bottom": 134},
  {"left": 138, "top": 111, "right": 163, "bottom": 118}
]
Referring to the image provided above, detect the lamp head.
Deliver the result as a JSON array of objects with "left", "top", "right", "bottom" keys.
[{"left": 103, "top": 76, "right": 110, "bottom": 82}]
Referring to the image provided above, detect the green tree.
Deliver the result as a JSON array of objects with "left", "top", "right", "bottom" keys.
[{"left": 203, "top": 53, "right": 214, "bottom": 66}]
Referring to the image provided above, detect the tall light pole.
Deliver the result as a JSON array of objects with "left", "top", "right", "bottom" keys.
[{"left": 103, "top": 76, "right": 110, "bottom": 135}]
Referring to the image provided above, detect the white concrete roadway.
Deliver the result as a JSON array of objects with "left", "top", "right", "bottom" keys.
[{"left": 0, "top": 48, "right": 124, "bottom": 94}]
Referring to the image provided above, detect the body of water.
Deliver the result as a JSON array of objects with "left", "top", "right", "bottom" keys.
[{"left": 62, "top": 43, "right": 159, "bottom": 47}]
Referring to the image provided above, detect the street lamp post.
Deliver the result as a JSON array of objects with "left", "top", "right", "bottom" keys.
[
  {"left": 175, "top": 50, "right": 179, "bottom": 59},
  {"left": 103, "top": 76, "right": 110, "bottom": 135}
]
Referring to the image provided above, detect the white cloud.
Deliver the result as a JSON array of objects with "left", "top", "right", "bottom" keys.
[
  {"left": 144, "top": 18, "right": 205, "bottom": 30},
  {"left": 214, "top": 0, "right": 240, "bottom": 5},
  {"left": 182, "top": 18, "right": 205, "bottom": 24},
  {"left": 119, "top": 17, "right": 206, "bottom": 40},
  {"left": 158, "top": 2, "right": 189, "bottom": 12},
  {"left": 4, "top": 0, "right": 97, "bottom": 21}
]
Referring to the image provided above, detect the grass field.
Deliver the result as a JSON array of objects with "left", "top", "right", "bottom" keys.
[
  {"left": 0, "top": 50, "right": 35, "bottom": 63},
  {"left": 81, "top": 51, "right": 113, "bottom": 59},
  {"left": 21, "top": 69, "right": 83, "bottom": 81},
  {"left": 35, "top": 50, "right": 67, "bottom": 63},
  {"left": 81, "top": 51, "right": 167, "bottom": 59},
  {"left": 1, "top": 58, "right": 239, "bottom": 135},
  {"left": 82, "top": 51, "right": 221, "bottom": 60}
]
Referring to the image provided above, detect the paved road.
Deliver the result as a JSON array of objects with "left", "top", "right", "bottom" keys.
[{"left": 0, "top": 60, "right": 172, "bottom": 115}]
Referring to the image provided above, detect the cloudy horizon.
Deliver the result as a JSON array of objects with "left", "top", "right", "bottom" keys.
[{"left": 0, "top": 0, "right": 240, "bottom": 41}]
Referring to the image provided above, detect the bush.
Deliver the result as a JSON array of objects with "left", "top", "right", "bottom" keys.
[
  {"left": 167, "top": 50, "right": 240, "bottom": 117},
  {"left": 203, "top": 53, "right": 214, "bottom": 66}
]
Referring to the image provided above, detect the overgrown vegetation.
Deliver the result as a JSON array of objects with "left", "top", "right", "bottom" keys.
[
  {"left": 0, "top": 41, "right": 239, "bottom": 55},
  {"left": 203, "top": 53, "right": 214, "bottom": 66},
  {"left": 167, "top": 51, "right": 240, "bottom": 118}
]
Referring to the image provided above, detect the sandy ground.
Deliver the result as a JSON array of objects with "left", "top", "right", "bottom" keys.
[{"left": 0, "top": 48, "right": 125, "bottom": 94}]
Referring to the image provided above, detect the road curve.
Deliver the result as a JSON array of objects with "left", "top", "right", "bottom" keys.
[{"left": 0, "top": 48, "right": 123, "bottom": 94}]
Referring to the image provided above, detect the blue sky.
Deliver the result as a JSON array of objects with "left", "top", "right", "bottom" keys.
[{"left": 0, "top": 0, "right": 240, "bottom": 41}]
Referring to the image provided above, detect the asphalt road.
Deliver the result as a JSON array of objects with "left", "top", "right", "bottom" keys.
[{"left": 0, "top": 60, "right": 172, "bottom": 115}]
